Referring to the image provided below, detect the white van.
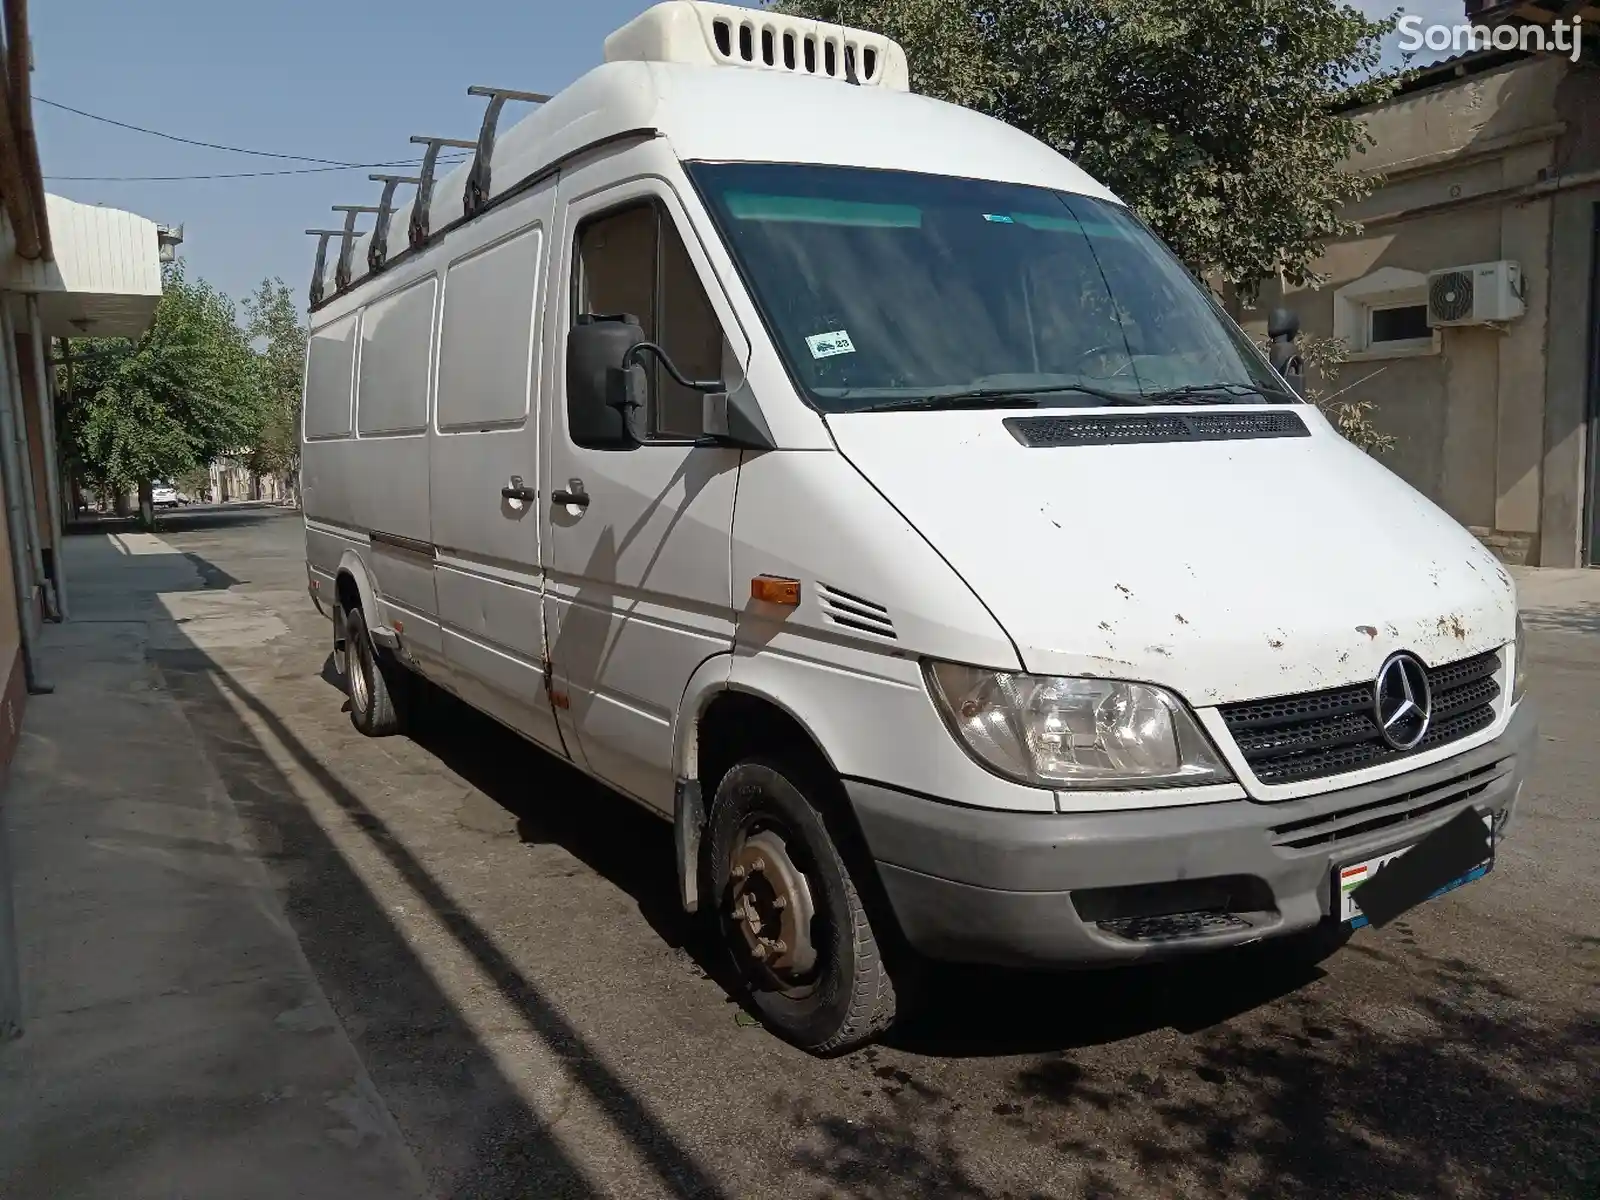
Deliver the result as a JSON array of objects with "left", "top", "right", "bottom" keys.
[{"left": 301, "top": 1, "right": 1537, "bottom": 1054}]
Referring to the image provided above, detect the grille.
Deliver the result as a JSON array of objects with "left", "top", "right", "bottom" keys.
[
  {"left": 1221, "top": 650, "right": 1501, "bottom": 786},
  {"left": 1269, "top": 761, "right": 1504, "bottom": 852},
  {"left": 1005, "top": 410, "right": 1309, "bottom": 449},
  {"left": 817, "top": 584, "right": 896, "bottom": 640}
]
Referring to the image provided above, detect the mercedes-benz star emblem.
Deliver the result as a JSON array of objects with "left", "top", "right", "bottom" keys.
[{"left": 1374, "top": 652, "right": 1432, "bottom": 752}]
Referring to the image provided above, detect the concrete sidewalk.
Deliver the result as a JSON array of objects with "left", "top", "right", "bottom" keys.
[{"left": 0, "top": 531, "right": 427, "bottom": 1200}]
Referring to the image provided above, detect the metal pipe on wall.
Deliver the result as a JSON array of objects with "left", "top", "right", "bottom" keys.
[
  {"left": 26, "top": 298, "right": 65, "bottom": 620},
  {"left": 0, "top": 303, "right": 48, "bottom": 695}
]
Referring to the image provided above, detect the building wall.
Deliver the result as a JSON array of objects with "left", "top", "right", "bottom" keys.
[
  {"left": 1245, "top": 54, "right": 1600, "bottom": 566},
  {"left": 0, "top": 320, "right": 26, "bottom": 770}
]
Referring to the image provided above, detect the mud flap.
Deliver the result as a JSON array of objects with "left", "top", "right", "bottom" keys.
[{"left": 674, "top": 777, "right": 705, "bottom": 914}]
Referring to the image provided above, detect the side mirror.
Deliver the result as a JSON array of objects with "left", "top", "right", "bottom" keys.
[
  {"left": 1267, "top": 307, "right": 1306, "bottom": 398},
  {"left": 567, "top": 316, "right": 644, "bottom": 449},
  {"left": 1267, "top": 308, "right": 1300, "bottom": 342}
]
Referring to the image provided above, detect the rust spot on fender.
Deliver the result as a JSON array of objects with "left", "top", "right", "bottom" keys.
[
  {"left": 1338, "top": 651, "right": 1350, "bottom": 664},
  {"left": 1268, "top": 637, "right": 1285, "bottom": 650},
  {"left": 1098, "top": 621, "right": 1114, "bottom": 633},
  {"left": 1114, "top": 583, "right": 1133, "bottom": 598},
  {"left": 1357, "top": 626, "right": 1379, "bottom": 639},
  {"left": 1175, "top": 613, "right": 1190, "bottom": 625}
]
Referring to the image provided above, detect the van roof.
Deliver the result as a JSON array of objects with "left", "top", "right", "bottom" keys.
[{"left": 322, "top": 9, "right": 1119, "bottom": 304}]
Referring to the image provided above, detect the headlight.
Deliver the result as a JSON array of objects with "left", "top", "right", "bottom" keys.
[
  {"left": 924, "top": 662, "right": 1233, "bottom": 789},
  {"left": 1512, "top": 612, "right": 1528, "bottom": 704}
]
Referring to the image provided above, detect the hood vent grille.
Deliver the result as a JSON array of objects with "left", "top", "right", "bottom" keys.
[
  {"left": 1005, "top": 410, "right": 1310, "bottom": 448},
  {"left": 818, "top": 584, "right": 897, "bottom": 640}
]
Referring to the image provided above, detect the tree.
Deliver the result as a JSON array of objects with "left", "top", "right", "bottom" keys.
[
  {"left": 63, "top": 259, "right": 262, "bottom": 528},
  {"left": 770, "top": 0, "right": 1403, "bottom": 299},
  {"left": 241, "top": 277, "right": 307, "bottom": 505}
]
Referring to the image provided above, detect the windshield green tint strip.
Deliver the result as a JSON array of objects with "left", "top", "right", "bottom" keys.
[{"left": 724, "top": 192, "right": 924, "bottom": 227}]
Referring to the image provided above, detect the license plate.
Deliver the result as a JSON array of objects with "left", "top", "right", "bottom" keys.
[{"left": 1338, "top": 810, "right": 1496, "bottom": 929}]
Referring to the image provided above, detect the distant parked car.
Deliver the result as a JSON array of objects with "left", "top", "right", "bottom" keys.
[{"left": 151, "top": 483, "right": 190, "bottom": 508}]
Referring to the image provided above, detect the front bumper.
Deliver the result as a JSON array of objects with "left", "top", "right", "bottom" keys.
[{"left": 850, "top": 699, "right": 1538, "bottom": 968}]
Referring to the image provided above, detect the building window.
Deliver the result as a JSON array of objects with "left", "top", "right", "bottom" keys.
[
  {"left": 1333, "top": 268, "right": 1438, "bottom": 358},
  {"left": 1370, "top": 303, "right": 1431, "bottom": 345}
]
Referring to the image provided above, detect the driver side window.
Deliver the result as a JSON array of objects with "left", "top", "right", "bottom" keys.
[{"left": 575, "top": 201, "right": 724, "bottom": 440}]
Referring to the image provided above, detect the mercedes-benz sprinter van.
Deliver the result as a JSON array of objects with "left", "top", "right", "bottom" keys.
[{"left": 301, "top": 1, "right": 1537, "bottom": 1054}]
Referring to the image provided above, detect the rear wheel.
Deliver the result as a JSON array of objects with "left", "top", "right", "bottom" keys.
[
  {"left": 706, "top": 757, "right": 898, "bottom": 1056},
  {"left": 344, "top": 604, "right": 405, "bottom": 737}
]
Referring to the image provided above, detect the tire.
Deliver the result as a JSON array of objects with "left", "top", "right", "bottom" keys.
[
  {"left": 344, "top": 604, "right": 405, "bottom": 737},
  {"left": 706, "top": 756, "right": 898, "bottom": 1056}
]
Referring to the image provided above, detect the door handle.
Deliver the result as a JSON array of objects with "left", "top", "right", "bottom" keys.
[
  {"left": 501, "top": 475, "right": 537, "bottom": 503},
  {"left": 551, "top": 479, "right": 589, "bottom": 509}
]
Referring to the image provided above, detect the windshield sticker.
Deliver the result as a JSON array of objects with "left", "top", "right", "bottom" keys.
[
  {"left": 806, "top": 330, "right": 857, "bottom": 360},
  {"left": 983, "top": 213, "right": 1016, "bottom": 224}
]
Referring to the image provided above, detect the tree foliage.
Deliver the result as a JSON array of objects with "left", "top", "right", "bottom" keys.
[
  {"left": 770, "top": 0, "right": 1402, "bottom": 296},
  {"left": 241, "top": 276, "right": 307, "bottom": 489},
  {"left": 1299, "top": 334, "right": 1397, "bottom": 456},
  {"left": 64, "top": 260, "right": 263, "bottom": 502}
]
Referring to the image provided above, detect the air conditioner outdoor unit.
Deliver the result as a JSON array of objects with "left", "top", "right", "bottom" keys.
[{"left": 1427, "top": 261, "right": 1525, "bottom": 326}]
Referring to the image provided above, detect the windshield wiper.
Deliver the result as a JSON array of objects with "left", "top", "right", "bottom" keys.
[
  {"left": 1135, "top": 382, "right": 1298, "bottom": 406},
  {"left": 859, "top": 382, "right": 1133, "bottom": 413}
]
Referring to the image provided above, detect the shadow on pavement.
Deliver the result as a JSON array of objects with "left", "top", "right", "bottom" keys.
[
  {"left": 160, "top": 645, "right": 735, "bottom": 1200},
  {"left": 1524, "top": 603, "right": 1600, "bottom": 637},
  {"left": 130, "top": 529, "right": 731, "bottom": 1199},
  {"left": 782, "top": 947, "right": 1599, "bottom": 1198},
  {"left": 153, "top": 649, "right": 608, "bottom": 1200}
]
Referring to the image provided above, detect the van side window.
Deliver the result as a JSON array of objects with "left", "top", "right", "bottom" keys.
[{"left": 575, "top": 202, "right": 723, "bottom": 442}]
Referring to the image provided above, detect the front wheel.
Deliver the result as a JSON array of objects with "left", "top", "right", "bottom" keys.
[{"left": 706, "top": 757, "right": 898, "bottom": 1055}]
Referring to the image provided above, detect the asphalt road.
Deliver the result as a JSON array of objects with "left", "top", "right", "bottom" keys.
[{"left": 145, "top": 508, "right": 1597, "bottom": 1200}]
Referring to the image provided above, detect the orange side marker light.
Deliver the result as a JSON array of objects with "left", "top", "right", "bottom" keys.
[{"left": 751, "top": 576, "right": 801, "bottom": 607}]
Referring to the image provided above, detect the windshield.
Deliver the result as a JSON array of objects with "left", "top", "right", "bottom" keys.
[{"left": 686, "top": 163, "right": 1288, "bottom": 412}]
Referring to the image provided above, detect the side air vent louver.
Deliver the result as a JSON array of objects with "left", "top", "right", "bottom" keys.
[
  {"left": 1005, "top": 410, "right": 1310, "bottom": 449},
  {"left": 818, "top": 585, "right": 897, "bottom": 640}
]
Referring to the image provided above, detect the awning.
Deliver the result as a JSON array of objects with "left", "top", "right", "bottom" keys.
[{"left": 2, "top": 194, "right": 163, "bottom": 338}]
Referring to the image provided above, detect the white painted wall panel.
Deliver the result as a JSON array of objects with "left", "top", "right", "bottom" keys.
[
  {"left": 357, "top": 275, "right": 436, "bottom": 436},
  {"left": 436, "top": 225, "right": 543, "bottom": 431},
  {"left": 304, "top": 313, "right": 358, "bottom": 440}
]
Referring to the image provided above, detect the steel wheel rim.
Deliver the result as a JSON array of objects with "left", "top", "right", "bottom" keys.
[
  {"left": 349, "top": 622, "right": 371, "bottom": 714},
  {"left": 725, "top": 815, "right": 824, "bottom": 999}
]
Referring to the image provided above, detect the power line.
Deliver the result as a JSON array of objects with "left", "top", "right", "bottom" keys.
[
  {"left": 36, "top": 95, "right": 424, "bottom": 167},
  {"left": 45, "top": 155, "right": 469, "bottom": 182}
]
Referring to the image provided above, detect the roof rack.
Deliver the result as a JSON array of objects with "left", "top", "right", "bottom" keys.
[
  {"left": 462, "top": 86, "right": 552, "bottom": 218},
  {"left": 367, "top": 173, "right": 421, "bottom": 274},
  {"left": 331, "top": 205, "right": 382, "bottom": 291},
  {"left": 407, "top": 135, "right": 478, "bottom": 250},
  {"left": 304, "top": 226, "right": 366, "bottom": 308}
]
